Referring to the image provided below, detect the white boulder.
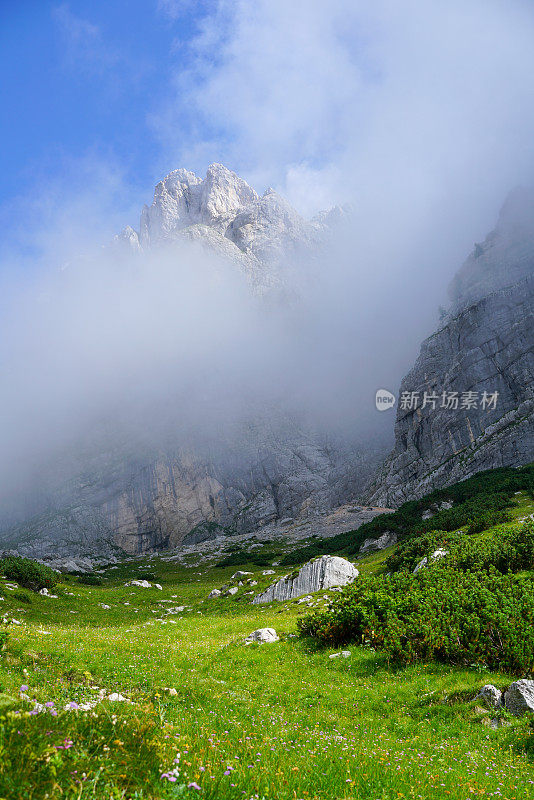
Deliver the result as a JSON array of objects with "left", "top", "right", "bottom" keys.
[
  {"left": 245, "top": 628, "right": 279, "bottom": 644},
  {"left": 125, "top": 580, "right": 152, "bottom": 588},
  {"left": 39, "top": 588, "right": 58, "bottom": 598},
  {"left": 253, "top": 556, "right": 358, "bottom": 604}
]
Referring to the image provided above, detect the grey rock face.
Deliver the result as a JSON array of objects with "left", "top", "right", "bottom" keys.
[
  {"left": 475, "top": 685, "right": 503, "bottom": 710},
  {"left": 252, "top": 555, "right": 358, "bottom": 604},
  {"left": 449, "top": 187, "right": 534, "bottom": 311},
  {"left": 359, "top": 531, "right": 397, "bottom": 555},
  {"left": 504, "top": 680, "right": 534, "bottom": 716},
  {"left": 0, "top": 164, "right": 388, "bottom": 559},
  {"left": 369, "top": 191, "right": 534, "bottom": 507}
]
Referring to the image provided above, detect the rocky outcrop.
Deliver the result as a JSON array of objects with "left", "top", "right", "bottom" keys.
[
  {"left": 252, "top": 555, "right": 358, "bottom": 604},
  {"left": 359, "top": 531, "right": 397, "bottom": 555},
  {"left": 131, "top": 163, "right": 334, "bottom": 293},
  {"left": 504, "top": 680, "right": 534, "bottom": 716},
  {"left": 369, "top": 191, "right": 534, "bottom": 507},
  {"left": 413, "top": 548, "right": 449, "bottom": 574}
]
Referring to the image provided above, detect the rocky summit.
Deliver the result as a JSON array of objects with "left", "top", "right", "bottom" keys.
[
  {"left": 368, "top": 189, "right": 534, "bottom": 506},
  {"left": 116, "top": 162, "right": 338, "bottom": 293}
]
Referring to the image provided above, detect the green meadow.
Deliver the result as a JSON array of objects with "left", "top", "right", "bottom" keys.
[{"left": 1, "top": 485, "right": 534, "bottom": 799}]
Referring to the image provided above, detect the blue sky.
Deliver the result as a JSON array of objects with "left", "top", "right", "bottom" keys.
[
  {"left": 2, "top": 0, "right": 534, "bottom": 250},
  {"left": 0, "top": 1, "right": 205, "bottom": 203}
]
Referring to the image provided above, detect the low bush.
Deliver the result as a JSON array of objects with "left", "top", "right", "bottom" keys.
[
  {"left": 300, "top": 520, "right": 534, "bottom": 674},
  {"left": 0, "top": 556, "right": 58, "bottom": 592},
  {"left": 466, "top": 508, "right": 513, "bottom": 534},
  {"left": 11, "top": 589, "right": 32, "bottom": 604},
  {"left": 283, "top": 464, "right": 533, "bottom": 564},
  {"left": 298, "top": 565, "right": 534, "bottom": 674},
  {"left": 387, "top": 520, "right": 534, "bottom": 574},
  {"left": 76, "top": 574, "right": 102, "bottom": 586}
]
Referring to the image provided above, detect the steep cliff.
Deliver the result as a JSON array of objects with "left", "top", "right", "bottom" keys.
[
  {"left": 0, "top": 165, "right": 382, "bottom": 558},
  {"left": 368, "top": 190, "right": 534, "bottom": 506}
]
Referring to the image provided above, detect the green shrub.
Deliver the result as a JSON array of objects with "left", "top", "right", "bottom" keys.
[
  {"left": 387, "top": 520, "right": 534, "bottom": 575},
  {"left": 283, "top": 464, "right": 534, "bottom": 564},
  {"left": 466, "top": 508, "right": 513, "bottom": 534},
  {"left": 0, "top": 556, "right": 58, "bottom": 592},
  {"left": 76, "top": 574, "right": 102, "bottom": 586},
  {"left": 298, "top": 566, "right": 534, "bottom": 674},
  {"left": 11, "top": 589, "right": 32, "bottom": 604}
]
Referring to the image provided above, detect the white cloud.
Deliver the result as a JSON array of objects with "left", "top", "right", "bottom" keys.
[{"left": 152, "top": 0, "right": 534, "bottom": 238}]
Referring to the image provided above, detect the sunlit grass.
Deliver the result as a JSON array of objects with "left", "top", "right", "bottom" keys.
[{"left": 0, "top": 539, "right": 533, "bottom": 798}]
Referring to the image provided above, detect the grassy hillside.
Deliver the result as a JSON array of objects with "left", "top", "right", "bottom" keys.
[{"left": 0, "top": 467, "right": 534, "bottom": 798}]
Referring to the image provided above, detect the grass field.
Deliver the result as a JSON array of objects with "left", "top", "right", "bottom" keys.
[{"left": 1, "top": 492, "right": 534, "bottom": 798}]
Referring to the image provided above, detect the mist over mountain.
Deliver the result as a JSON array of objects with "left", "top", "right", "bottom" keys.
[
  {"left": 2, "top": 0, "right": 534, "bottom": 561},
  {"left": 0, "top": 164, "right": 396, "bottom": 557}
]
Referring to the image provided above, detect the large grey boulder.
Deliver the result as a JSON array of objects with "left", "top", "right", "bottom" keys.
[
  {"left": 245, "top": 627, "right": 279, "bottom": 644},
  {"left": 504, "top": 680, "right": 534, "bottom": 716},
  {"left": 474, "top": 684, "right": 503, "bottom": 709},
  {"left": 253, "top": 555, "right": 358, "bottom": 604}
]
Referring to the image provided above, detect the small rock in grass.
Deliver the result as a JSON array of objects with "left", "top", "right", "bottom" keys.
[
  {"left": 107, "top": 693, "right": 127, "bottom": 702},
  {"left": 226, "top": 587, "right": 238, "bottom": 596},
  {"left": 232, "top": 571, "right": 253, "bottom": 580},
  {"left": 39, "top": 588, "right": 58, "bottom": 598},
  {"left": 208, "top": 589, "right": 221, "bottom": 599},
  {"left": 474, "top": 684, "right": 502, "bottom": 709},
  {"left": 245, "top": 628, "right": 279, "bottom": 644},
  {"left": 329, "top": 651, "right": 351, "bottom": 660},
  {"left": 296, "top": 595, "right": 313, "bottom": 604},
  {"left": 262, "top": 570, "right": 275, "bottom": 575},
  {"left": 164, "top": 687, "right": 178, "bottom": 696},
  {"left": 125, "top": 580, "right": 152, "bottom": 588}
]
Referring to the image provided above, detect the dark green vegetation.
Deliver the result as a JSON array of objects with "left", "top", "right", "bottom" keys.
[
  {"left": 299, "top": 468, "right": 534, "bottom": 674},
  {"left": 0, "top": 555, "right": 58, "bottom": 592},
  {"left": 0, "top": 464, "right": 533, "bottom": 798},
  {"left": 282, "top": 463, "right": 534, "bottom": 564}
]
